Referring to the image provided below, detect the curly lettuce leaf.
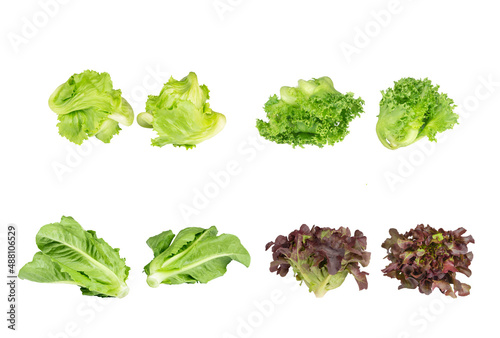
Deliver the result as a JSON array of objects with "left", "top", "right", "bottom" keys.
[
  {"left": 19, "top": 216, "right": 130, "bottom": 298},
  {"left": 48, "top": 70, "right": 134, "bottom": 144},
  {"left": 256, "top": 76, "right": 365, "bottom": 148},
  {"left": 376, "top": 77, "right": 458, "bottom": 149},
  {"left": 145, "top": 226, "right": 250, "bottom": 287},
  {"left": 137, "top": 72, "right": 226, "bottom": 149},
  {"left": 381, "top": 224, "right": 474, "bottom": 298},
  {"left": 266, "top": 224, "right": 370, "bottom": 297}
]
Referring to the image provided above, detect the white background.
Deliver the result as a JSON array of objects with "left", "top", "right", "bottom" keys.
[{"left": 1, "top": 0, "right": 499, "bottom": 337}]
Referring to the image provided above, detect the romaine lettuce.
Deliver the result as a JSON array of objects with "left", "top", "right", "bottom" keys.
[
  {"left": 19, "top": 216, "right": 130, "bottom": 298},
  {"left": 145, "top": 226, "right": 250, "bottom": 287}
]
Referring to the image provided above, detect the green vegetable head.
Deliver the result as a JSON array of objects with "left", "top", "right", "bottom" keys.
[
  {"left": 256, "top": 76, "right": 364, "bottom": 148},
  {"left": 376, "top": 77, "right": 458, "bottom": 150},
  {"left": 137, "top": 72, "right": 226, "bottom": 149},
  {"left": 144, "top": 226, "right": 250, "bottom": 287},
  {"left": 48, "top": 70, "right": 134, "bottom": 144},
  {"left": 19, "top": 216, "right": 130, "bottom": 298}
]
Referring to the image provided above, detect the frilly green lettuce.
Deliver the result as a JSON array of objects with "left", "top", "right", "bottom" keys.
[
  {"left": 256, "top": 76, "right": 365, "bottom": 148},
  {"left": 376, "top": 77, "right": 459, "bottom": 150}
]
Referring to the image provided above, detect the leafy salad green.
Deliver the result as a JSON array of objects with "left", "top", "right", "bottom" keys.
[
  {"left": 266, "top": 224, "right": 370, "bottom": 297},
  {"left": 376, "top": 77, "right": 459, "bottom": 149},
  {"left": 137, "top": 72, "right": 226, "bottom": 149},
  {"left": 19, "top": 216, "right": 130, "bottom": 298},
  {"left": 145, "top": 226, "right": 250, "bottom": 287},
  {"left": 48, "top": 70, "right": 134, "bottom": 144},
  {"left": 256, "top": 76, "right": 365, "bottom": 148}
]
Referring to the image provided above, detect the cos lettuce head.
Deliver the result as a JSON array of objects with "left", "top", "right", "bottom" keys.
[
  {"left": 19, "top": 216, "right": 130, "bottom": 298},
  {"left": 48, "top": 70, "right": 134, "bottom": 144},
  {"left": 144, "top": 226, "right": 250, "bottom": 287},
  {"left": 137, "top": 72, "right": 226, "bottom": 149}
]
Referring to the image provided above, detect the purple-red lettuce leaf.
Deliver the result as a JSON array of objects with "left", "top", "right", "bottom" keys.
[
  {"left": 381, "top": 224, "right": 474, "bottom": 298},
  {"left": 266, "top": 224, "right": 370, "bottom": 297}
]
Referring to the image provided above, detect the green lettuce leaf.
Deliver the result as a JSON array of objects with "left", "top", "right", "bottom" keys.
[
  {"left": 137, "top": 72, "right": 226, "bottom": 149},
  {"left": 145, "top": 226, "right": 250, "bottom": 287},
  {"left": 19, "top": 216, "right": 130, "bottom": 298},
  {"left": 376, "top": 77, "right": 458, "bottom": 149},
  {"left": 48, "top": 70, "right": 134, "bottom": 144},
  {"left": 18, "top": 252, "right": 76, "bottom": 284},
  {"left": 256, "top": 76, "right": 365, "bottom": 148}
]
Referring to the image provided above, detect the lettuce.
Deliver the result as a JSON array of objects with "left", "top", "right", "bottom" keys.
[
  {"left": 376, "top": 77, "right": 459, "bottom": 149},
  {"left": 19, "top": 216, "right": 130, "bottom": 298},
  {"left": 144, "top": 226, "right": 250, "bottom": 287},
  {"left": 48, "top": 70, "right": 134, "bottom": 144},
  {"left": 256, "top": 76, "right": 365, "bottom": 148},
  {"left": 382, "top": 224, "right": 474, "bottom": 298},
  {"left": 137, "top": 72, "right": 226, "bottom": 149},
  {"left": 266, "top": 225, "right": 371, "bottom": 297}
]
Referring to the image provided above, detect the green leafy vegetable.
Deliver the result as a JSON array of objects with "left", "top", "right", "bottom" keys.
[
  {"left": 266, "top": 224, "right": 370, "bottom": 297},
  {"left": 382, "top": 224, "right": 474, "bottom": 298},
  {"left": 48, "top": 70, "right": 134, "bottom": 144},
  {"left": 376, "top": 77, "right": 459, "bottom": 149},
  {"left": 144, "top": 226, "right": 250, "bottom": 287},
  {"left": 256, "top": 76, "right": 365, "bottom": 148},
  {"left": 137, "top": 72, "right": 226, "bottom": 149},
  {"left": 19, "top": 216, "right": 130, "bottom": 298}
]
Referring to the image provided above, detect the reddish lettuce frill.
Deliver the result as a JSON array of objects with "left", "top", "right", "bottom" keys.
[
  {"left": 382, "top": 224, "right": 474, "bottom": 298},
  {"left": 266, "top": 224, "right": 370, "bottom": 297}
]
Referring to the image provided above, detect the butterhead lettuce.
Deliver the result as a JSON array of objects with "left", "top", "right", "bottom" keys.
[
  {"left": 137, "top": 72, "right": 226, "bottom": 149},
  {"left": 48, "top": 70, "right": 134, "bottom": 144},
  {"left": 19, "top": 216, "right": 130, "bottom": 298}
]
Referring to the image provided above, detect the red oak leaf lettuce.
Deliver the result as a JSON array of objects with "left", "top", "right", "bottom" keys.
[
  {"left": 381, "top": 224, "right": 474, "bottom": 298},
  {"left": 266, "top": 224, "right": 370, "bottom": 297}
]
